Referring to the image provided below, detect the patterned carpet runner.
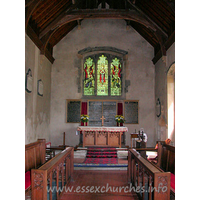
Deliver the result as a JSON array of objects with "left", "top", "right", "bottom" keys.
[{"left": 83, "top": 147, "right": 118, "bottom": 164}]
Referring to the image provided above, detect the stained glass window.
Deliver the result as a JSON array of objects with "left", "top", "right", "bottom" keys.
[
  {"left": 110, "top": 58, "right": 122, "bottom": 96},
  {"left": 83, "top": 54, "right": 123, "bottom": 97},
  {"left": 97, "top": 55, "right": 108, "bottom": 96},
  {"left": 84, "top": 57, "right": 95, "bottom": 95}
]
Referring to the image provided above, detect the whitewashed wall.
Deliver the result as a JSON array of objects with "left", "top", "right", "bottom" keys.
[
  {"left": 155, "top": 43, "right": 175, "bottom": 145},
  {"left": 50, "top": 19, "right": 155, "bottom": 147},
  {"left": 25, "top": 34, "right": 52, "bottom": 144}
]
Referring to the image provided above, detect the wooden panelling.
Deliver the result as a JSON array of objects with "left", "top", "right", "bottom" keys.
[
  {"left": 157, "top": 142, "right": 175, "bottom": 174},
  {"left": 25, "top": 139, "right": 46, "bottom": 172}
]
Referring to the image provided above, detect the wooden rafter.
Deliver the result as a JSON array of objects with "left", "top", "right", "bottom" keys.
[
  {"left": 25, "top": 0, "right": 175, "bottom": 64},
  {"left": 162, "top": 0, "right": 175, "bottom": 14},
  {"left": 130, "top": 21, "right": 158, "bottom": 47},
  {"left": 25, "top": 0, "right": 35, "bottom": 7},
  {"left": 127, "top": 0, "right": 168, "bottom": 38},
  {"left": 25, "top": 0, "right": 45, "bottom": 31},
  {"left": 39, "top": 9, "right": 159, "bottom": 39},
  {"left": 39, "top": 0, "right": 82, "bottom": 38},
  {"left": 26, "top": 24, "right": 55, "bottom": 63},
  {"left": 40, "top": 21, "right": 77, "bottom": 54}
]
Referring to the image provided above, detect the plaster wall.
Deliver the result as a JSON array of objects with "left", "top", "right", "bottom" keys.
[
  {"left": 50, "top": 19, "right": 155, "bottom": 147},
  {"left": 25, "top": 34, "right": 52, "bottom": 144},
  {"left": 155, "top": 43, "right": 175, "bottom": 145}
]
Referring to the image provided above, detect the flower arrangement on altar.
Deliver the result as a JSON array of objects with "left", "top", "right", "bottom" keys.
[
  {"left": 115, "top": 115, "right": 125, "bottom": 123},
  {"left": 81, "top": 114, "right": 89, "bottom": 122}
]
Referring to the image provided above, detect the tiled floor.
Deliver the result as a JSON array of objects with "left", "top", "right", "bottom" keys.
[{"left": 60, "top": 170, "right": 139, "bottom": 200}]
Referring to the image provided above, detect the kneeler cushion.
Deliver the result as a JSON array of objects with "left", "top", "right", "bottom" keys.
[
  {"left": 170, "top": 173, "right": 175, "bottom": 192},
  {"left": 25, "top": 171, "right": 31, "bottom": 190}
]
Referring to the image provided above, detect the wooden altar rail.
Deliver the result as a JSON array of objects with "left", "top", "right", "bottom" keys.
[
  {"left": 128, "top": 149, "right": 170, "bottom": 200},
  {"left": 31, "top": 147, "right": 74, "bottom": 200}
]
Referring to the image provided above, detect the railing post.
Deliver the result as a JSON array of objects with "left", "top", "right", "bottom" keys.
[
  {"left": 157, "top": 142, "right": 162, "bottom": 167},
  {"left": 31, "top": 169, "right": 47, "bottom": 200},
  {"left": 148, "top": 175, "right": 152, "bottom": 200},
  {"left": 128, "top": 148, "right": 171, "bottom": 200},
  {"left": 31, "top": 147, "right": 74, "bottom": 200},
  {"left": 56, "top": 165, "right": 59, "bottom": 199},
  {"left": 70, "top": 148, "right": 74, "bottom": 181},
  {"left": 142, "top": 168, "right": 145, "bottom": 200},
  {"left": 154, "top": 172, "right": 170, "bottom": 200},
  {"left": 127, "top": 151, "right": 131, "bottom": 183},
  {"left": 49, "top": 171, "right": 52, "bottom": 200}
]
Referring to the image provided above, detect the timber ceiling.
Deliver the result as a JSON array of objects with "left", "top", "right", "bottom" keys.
[{"left": 25, "top": 0, "right": 175, "bottom": 64}]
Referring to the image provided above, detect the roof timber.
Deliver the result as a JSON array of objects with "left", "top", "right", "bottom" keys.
[
  {"left": 39, "top": 9, "right": 159, "bottom": 38},
  {"left": 127, "top": 0, "right": 168, "bottom": 37},
  {"left": 25, "top": 0, "right": 175, "bottom": 64}
]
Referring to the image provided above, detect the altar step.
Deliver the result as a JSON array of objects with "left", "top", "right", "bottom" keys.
[
  {"left": 74, "top": 147, "right": 128, "bottom": 170},
  {"left": 86, "top": 150, "right": 117, "bottom": 158}
]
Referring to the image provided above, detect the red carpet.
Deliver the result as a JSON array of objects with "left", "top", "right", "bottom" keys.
[
  {"left": 84, "top": 158, "right": 118, "bottom": 164},
  {"left": 87, "top": 151, "right": 117, "bottom": 158},
  {"left": 84, "top": 147, "right": 118, "bottom": 164}
]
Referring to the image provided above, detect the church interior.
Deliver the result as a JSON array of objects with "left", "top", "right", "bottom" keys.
[{"left": 25, "top": 0, "right": 176, "bottom": 199}]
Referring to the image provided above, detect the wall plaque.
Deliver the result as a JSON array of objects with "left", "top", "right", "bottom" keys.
[
  {"left": 88, "top": 101, "right": 116, "bottom": 126},
  {"left": 103, "top": 101, "right": 116, "bottom": 126},
  {"left": 124, "top": 101, "right": 139, "bottom": 124},
  {"left": 66, "top": 100, "right": 81, "bottom": 123},
  {"left": 37, "top": 79, "right": 43, "bottom": 96},
  {"left": 88, "top": 101, "right": 102, "bottom": 126},
  {"left": 25, "top": 68, "right": 33, "bottom": 93}
]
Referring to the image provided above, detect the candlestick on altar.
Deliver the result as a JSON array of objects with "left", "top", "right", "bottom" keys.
[{"left": 100, "top": 116, "right": 105, "bottom": 126}]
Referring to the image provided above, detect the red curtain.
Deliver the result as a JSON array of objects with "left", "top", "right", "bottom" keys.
[
  {"left": 81, "top": 102, "right": 87, "bottom": 126},
  {"left": 117, "top": 103, "right": 123, "bottom": 126}
]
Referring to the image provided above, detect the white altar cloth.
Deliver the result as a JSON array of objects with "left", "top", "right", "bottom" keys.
[{"left": 77, "top": 126, "right": 128, "bottom": 132}]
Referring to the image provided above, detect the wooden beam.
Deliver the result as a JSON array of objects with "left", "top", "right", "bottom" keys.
[
  {"left": 41, "top": 48, "right": 55, "bottom": 64},
  {"left": 40, "top": 21, "right": 78, "bottom": 54},
  {"left": 154, "top": 30, "right": 166, "bottom": 57},
  {"left": 127, "top": 0, "right": 168, "bottom": 38},
  {"left": 26, "top": 25, "right": 55, "bottom": 64},
  {"left": 25, "top": 0, "right": 44, "bottom": 31},
  {"left": 130, "top": 22, "right": 158, "bottom": 47},
  {"left": 25, "top": 0, "right": 35, "bottom": 7},
  {"left": 39, "top": 0, "right": 82, "bottom": 39},
  {"left": 49, "top": 21, "right": 78, "bottom": 46},
  {"left": 40, "top": 9, "right": 157, "bottom": 39},
  {"left": 152, "top": 31, "right": 175, "bottom": 64},
  {"left": 26, "top": 24, "right": 43, "bottom": 49},
  {"left": 162, "top": 0, "right": 175, "bottom": 14}
]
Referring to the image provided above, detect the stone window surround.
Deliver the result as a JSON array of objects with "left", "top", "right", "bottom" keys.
[{"left": 77, "top": 46, "right": 129, "bottom": 100}]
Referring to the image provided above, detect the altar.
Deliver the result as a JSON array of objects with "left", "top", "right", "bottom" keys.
[{"left": 77, "top": 126, "right": 128, "bottom": 148}]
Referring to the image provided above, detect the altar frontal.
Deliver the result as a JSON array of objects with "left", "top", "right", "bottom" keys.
[{"left": 77, "top": 126, "right": 128, "bottom": 147}]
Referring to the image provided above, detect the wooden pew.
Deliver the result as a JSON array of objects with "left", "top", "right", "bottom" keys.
[
  {"left": 128, "top": 148, "right": 171, "bottom": 200},
  {"left": 31, "top": 147, "right": 74, "bottom": 200},
  {"left": 136, "top": 141, "right": 175, "bottom": 197},
  {"left": 157, "top": 142, "right": 175, "bottom": 174},
  {"left": 25, "top": 139, "right": 46, "bottom": 191},
  {"left": 157, "top": 142, "right": 175, "bottom": 196},
  {"left": 45, "top": 142, "right": 55, "bottom": 161}
]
